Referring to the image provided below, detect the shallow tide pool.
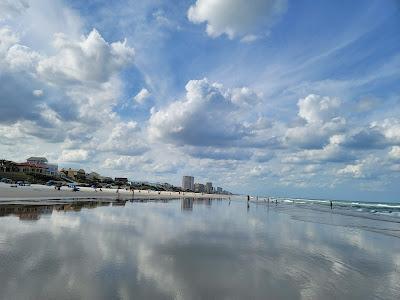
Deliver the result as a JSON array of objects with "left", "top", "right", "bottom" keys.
[{"left": 0, "top": 199, "right": 399, "bottom": 299}]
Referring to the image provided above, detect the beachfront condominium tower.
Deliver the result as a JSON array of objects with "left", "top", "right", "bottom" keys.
[
  {"left": 182, "top": 176, "right": 194, "bottom": 191},
  {"left": 206, "top": 182, "right": 213, "bottom": 194}
]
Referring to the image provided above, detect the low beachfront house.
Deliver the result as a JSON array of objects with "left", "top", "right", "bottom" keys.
[
  {"left": 27, "top": 157, "right": 48, "bottom": 165},
  {"left": 16, "top": 162, "right": 46, "bottom": 174},
  {"left": 87, "top": 172, "right": 101, "bottom": 181},
  {"left": 0, "top": 160, "right": 19, "bottom": 173},
  {"left": 61, "top": 168, "right": 79, "bottom": 180},
  {"left": 115, "top": 177, "right": 129, "bottom": 185},
  {"left": 26, "top": 157, "right": 58, "bottom": 176}
]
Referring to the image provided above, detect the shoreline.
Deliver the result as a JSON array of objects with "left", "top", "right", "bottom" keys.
[{"left": 0, "top": 183, "right": 230, "bottom": 203}]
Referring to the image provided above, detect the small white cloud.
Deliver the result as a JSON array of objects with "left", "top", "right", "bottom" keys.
[
  {"left": 338, "top": 164, "right": 363, "bottom": 178},
  {"left": 298, "top": 94, "right": 341, "bottom": 124},
  {"left": 32, "top": 89, "right": 43, "bottom": 97},
  {"left": 134, "top": 88, "right": 151, "bottom": 104},
  {"left": 240, "top": 34, "right": 259, "bottom": 43},
  {"left": 152, "top": 9, "right": 179, "bottom": 30},
  {"left": 389, "top": 146, "right": 400, "bottom": 160},
  {"left": 188, "top": 0, "right": 287, "bottom": 39},
  {"left": 231, "top": 87, "right": 262, "bottom": 106},
  {"left": 59, "top": 149, "right": 89, "bottom": 162}
]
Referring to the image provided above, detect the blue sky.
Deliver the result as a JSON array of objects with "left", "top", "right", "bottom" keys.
[{"left": 0, "top": 0, "right": 399, "bottom": 201}]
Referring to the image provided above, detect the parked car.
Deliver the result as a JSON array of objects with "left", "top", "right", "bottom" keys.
[
  {"left": 68, "top": 184, "right": 80, "bottom": 191},
  {"left": 1, "top": 178, "right": 13, "bottom": 184}
]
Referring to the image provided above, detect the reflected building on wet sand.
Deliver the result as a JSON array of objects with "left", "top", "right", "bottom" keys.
[
  {"left": 181, "top": 198, "right": 212, "bottom": 211},
  {"left": 0, "top": 205, "right": 53, "bottom": 221},
  {"left": 0, "top": 201, "right": 111, "bottom": 221},
  {"left": 181, "top": 198, "right": 193, "bottom": 211}
]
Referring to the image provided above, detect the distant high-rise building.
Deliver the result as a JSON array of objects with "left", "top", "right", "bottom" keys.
[
  {"left": 182, "top": 176, "right": 194, "bottom": 191},
  {"left": 194, "top": 183, "right": 205, "bottom": 193},
  {"left": 205, "top": 182, "right": 213, "bottom": 193},
  {"left": 217, "top": 187, "right": 223, "bottom": 194}
]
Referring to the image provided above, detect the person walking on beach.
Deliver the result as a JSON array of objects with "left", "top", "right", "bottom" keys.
[
  {"left": 330, "top": 201, "right": 333, "bottom": 209},
  {"left": 247, "top": 195, "right": 250, "bottom": 202}
]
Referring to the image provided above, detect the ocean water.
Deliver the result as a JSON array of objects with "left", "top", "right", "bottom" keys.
[
  {"left": 0, "top": 198, "right": 399, "bottom": 299},
  {"left": 274, "top": 196, "right": 400, "bottom": 220}
]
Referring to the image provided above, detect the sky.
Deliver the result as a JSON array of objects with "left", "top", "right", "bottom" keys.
[{"left": 0, "top": 0, "right": 399, "bottom": 201}]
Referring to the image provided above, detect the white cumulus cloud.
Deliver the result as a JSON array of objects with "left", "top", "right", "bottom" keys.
[
  {"left": 188, "top": 0, "right": 287, "bottom": 40},
  {"left": 148, "top": 78, "right": 259, "bottom": 146},
  {"left": 285, "top": 94, "right": 346, "bottom": 149},
  {"left": 37, "top": 29, "right": 135, "bottom": 84},
  {"left": 298, "top": 94, "right": 341, "bottom": 124}
]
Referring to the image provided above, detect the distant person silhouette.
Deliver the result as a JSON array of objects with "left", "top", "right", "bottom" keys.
[{"left": 330, "top": 201, "right": 333, "bottom": 209}]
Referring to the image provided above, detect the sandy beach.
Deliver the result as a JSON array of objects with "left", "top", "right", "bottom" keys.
[{"left": 0, "top": 182, "right": 230, "bottom": 202}]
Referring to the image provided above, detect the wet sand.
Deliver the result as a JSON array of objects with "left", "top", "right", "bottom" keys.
[{"left": 0, "top": 198, "right": 399, "bottom": 299}]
